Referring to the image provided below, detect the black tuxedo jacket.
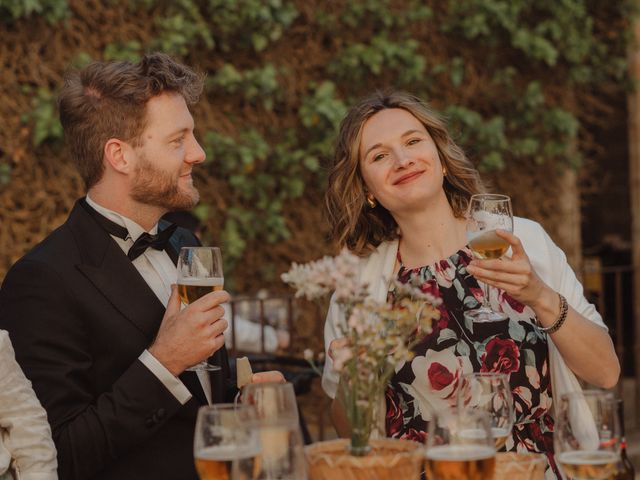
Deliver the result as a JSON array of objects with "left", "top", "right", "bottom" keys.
[{"left": 0, "top": 199, "right": 237, "bottom": 480}]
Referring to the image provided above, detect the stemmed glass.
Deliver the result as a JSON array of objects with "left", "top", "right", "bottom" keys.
[
  {"left": 458, "top": 372, "right": 515, "bottom": 451},
  {"left": 555, "top": 390, "right": 621, "bottom": 480},
  {"left": 177, "top": 246, "right": 224, "bottom": 371},
  {"left": 425, "top": 408, "right": 497, "bottom": 480},
  {"left": 465, "top": 194, "right": 514, "bottom": 322},
  {"left": 239, "top": 382, "right": 307, "bottom": 480},
  {"left": 193, "top": 403, "right": 261, "bottom": 480}
]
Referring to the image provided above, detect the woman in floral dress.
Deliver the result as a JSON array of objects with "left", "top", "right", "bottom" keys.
[{"left": 321, "top": 90, "right": 619, "bottom": 477}]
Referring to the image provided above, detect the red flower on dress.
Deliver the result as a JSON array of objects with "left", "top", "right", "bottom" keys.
[
  {"left": 428, "top": 362, "right": 456, "bottom": 391},
  {"left": 385, "top": 388, "right": 403, "bottom": 436},
  {"left": 481, "top": 337, "right": 520, "bottom": 374},
  {"left": 403, "top": 428, "right": 426, "bottom": 443}
]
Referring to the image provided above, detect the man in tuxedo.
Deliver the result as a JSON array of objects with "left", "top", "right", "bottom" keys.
[{"left": 0, "top": 53, "right": 281, "bottom": 480}]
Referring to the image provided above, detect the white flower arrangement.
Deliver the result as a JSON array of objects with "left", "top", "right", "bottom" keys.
[{"left": 282, "top": 249, "right": 441, "bottom": 455}]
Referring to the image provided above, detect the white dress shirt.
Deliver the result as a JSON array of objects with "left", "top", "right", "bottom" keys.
[{"left": 85, "top": 196, "right": 212, "bottom": 405}]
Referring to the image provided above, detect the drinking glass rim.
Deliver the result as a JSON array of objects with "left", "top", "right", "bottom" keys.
[
  {"left": 469, "top": 194, "right": 511, "bottom": 202},
  {"left": 179, "top": 246, "right": 222, "bottom": 252},
  {"left": 197, "top": 402, "right": 255, "bottom": 414}
]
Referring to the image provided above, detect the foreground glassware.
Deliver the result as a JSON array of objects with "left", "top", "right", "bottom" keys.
[
  {"left": 193, "top": 404, "right": 261, "bottom": 480},
  {"left": 458, "top": 372, "right": 515, "bottom": 450},
  {"left": 177, "top": 246, "right": 224, "bottom": 371},
  {"left": 425, "top": 408, "right": 497, "bottom": 480},
  {"left": 465, "top": 194, "right": 514, "bottom": 322},
  {"left": 554, "top": 390, "right": 621, "bottom": 480},
  {"left": 240, "top": 382, "right": 307, "bottom": 480}
]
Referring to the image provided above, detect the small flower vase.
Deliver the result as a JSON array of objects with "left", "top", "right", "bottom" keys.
[{"left": 349, "top": 405, "right": 375, "bottom": 456}]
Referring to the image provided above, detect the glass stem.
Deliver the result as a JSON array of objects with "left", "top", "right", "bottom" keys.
[{"left": 481, "top": 281, "right": 491, "bottom": 310}]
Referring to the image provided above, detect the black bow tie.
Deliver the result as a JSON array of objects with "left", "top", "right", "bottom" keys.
[
  {"left": 127, "top": 225, "right": 178, "bottom": 261},
  {"left": 79, "top": 198, "right": 177, "bottom": 261}
]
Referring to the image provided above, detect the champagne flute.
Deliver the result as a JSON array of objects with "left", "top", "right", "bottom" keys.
[
  {"left": 240, "top": 382, "right": 307, "bottom": 480},
  {"left": 425, "top": 408, "right": 497, "bottom": 480},
  {"left": 193, "top": 403, "right": 261, "bottom": 480},
  {"left": 458, "top": 372, "right": 515, "bottom": 450},
  {"left": 177, "top": 246, "right": 224, "bottom": 371},
  {"left": 555, "top": 390, "right": 621, "bottom": 480},
  {"left": 465, "top": 194, "right": 514, "bottom": 322}
]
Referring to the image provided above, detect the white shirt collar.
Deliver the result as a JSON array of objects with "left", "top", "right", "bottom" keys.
[{"left": 85, "top": 194, "right": 158, "bottom": 241}]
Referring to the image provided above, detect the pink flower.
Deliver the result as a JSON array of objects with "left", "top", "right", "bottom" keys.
[{"left": 480, "top": 338, "right": 520, "bottom": 374}]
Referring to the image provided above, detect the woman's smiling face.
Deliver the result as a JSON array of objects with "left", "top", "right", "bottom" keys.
[{"left": 359, "top": 108, "right": 446, "bottom": 216}]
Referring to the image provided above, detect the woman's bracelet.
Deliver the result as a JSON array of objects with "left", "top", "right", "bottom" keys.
[{"left": 538, "top": 293, "right": 569, "bottom": 334}]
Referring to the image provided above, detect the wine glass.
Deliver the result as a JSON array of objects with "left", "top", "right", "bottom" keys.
[
  {"left": 458, "top": 372, "right": 515, "bottom": 451},
  {"left": 555, "top": 390, "right": 621, "bottom": 480},
  {"left": 425, "top": 408, "right": 497, "bottom": 480},
  {"left": 193, "top": 403, "right": 261, "bottom": 480},
  {"left": 465, "top": 194, "right": 514, "bottom": 322},
  {"left": 177, "top": 246, "right": 224, "bottom": 371},
  {"left": 240, "top": 382, "right": 307, "bottom": 480}
]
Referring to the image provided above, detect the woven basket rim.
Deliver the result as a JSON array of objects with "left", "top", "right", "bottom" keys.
[{"left": 305, "top": 438, "right": 424, "bottom": 469}]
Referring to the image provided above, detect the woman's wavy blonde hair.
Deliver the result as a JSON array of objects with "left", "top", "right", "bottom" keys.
[{"left": 325, "top": 90, "right": 485, "bottom": 255}]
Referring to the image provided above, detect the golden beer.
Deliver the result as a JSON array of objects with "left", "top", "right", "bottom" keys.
[
  {"left": 469, "top": 230, "right": 510, "bottom": 259},
  {"left": 557, "top": 451, "right": 619, "bottom": 480},
  {"left": 195, "top": 445, "right": 260, "bottom": 480},
  {"left": 178, "top": 277, "right": 224, "bottom": 304},
  {"left": 425, "top": 445, "right": 496, "bottom": 480}
]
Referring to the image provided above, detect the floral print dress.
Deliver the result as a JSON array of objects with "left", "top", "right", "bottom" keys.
[{"left": 385, "top": 247, "right": 559, "bottom": 475}]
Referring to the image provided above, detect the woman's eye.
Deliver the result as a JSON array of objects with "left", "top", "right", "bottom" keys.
[
  {"left": 373, "top": 153, "right": 385, "bottom": 162},
  {"left": 407, "top": 138, "right": 421, "bottom": 146}
]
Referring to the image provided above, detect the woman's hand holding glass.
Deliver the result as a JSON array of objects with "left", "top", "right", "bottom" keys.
[
  {"left": 466, "top": 229, "right": 551, "bottom": 310},
  {"left": 465, "top": 194, "right": 513, "bottom": 322}
]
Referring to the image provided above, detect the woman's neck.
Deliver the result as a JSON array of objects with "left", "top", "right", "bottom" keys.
[{"left": 394, "top": 199, "right": 468, "bottom": 269}]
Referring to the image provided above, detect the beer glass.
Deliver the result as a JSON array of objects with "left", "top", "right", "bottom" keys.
[
  {"left": 240, "top": 382, "right": 307, "bottom": 480},
  {"left": 465, "top": 194, "right": 513, "bottom": 322},
  {"left": 193, "top": 403, "right": 261, "bottom": 480},
  {"left": 425, "top": 408, "right": 496, "bottom": 480},
  {"left": 555, "top": 390, "right": 621, "bottom": 480},
  {"left": 177, "top": 246, "right": 224, "bottom": 371},
  {"left": 458, "top": 372, "right": 515, "bottom": 450}
]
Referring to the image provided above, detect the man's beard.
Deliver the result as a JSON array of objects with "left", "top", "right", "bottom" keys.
[{"left": 130, "top": 155, "right": 199, "bottom": 211}]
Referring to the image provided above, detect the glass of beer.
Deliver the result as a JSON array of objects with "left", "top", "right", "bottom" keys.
[
  {"left": 555, "top": 390, "right": 621, "bottom": 480},
  {"left": 194, "top": 403, "right": 261, "bottom": 480},
  {"left": 465, "top": 194, "right": 513, "bottom": 322},
  {"left": 177, "top": 246, "right": 225, "bottom": 371},
  {"left": 425, "top": 408, "right": 496, "bottom": 480},
  {"left": 240, "top": 382, "right": 307, "bottom": 480},
  {"left": 458, "top": 372, "right": 515, "bottom": 451}
]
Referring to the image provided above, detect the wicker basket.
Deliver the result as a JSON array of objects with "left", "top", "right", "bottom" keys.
[
  {"left": 494, "top": 452, "right": 547, "bottom": 480},
  {"left": 305, "top": 438, "right": 424, "bottom": 480}
]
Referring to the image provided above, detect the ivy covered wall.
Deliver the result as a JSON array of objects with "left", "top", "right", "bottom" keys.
[{"left": 0, "top": 0, "right": 632, "bottom": 291}]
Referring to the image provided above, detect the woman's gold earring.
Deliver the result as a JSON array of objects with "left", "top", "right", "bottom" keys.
[
  {"left": 366, "top": 194, "right": 377, "bottom": 208},
  {"left": 442, "top": 167, "right": 447, "bottom": 176}
]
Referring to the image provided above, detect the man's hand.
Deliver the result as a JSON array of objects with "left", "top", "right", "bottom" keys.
[{"left": 149, "top": 285, "right": 230, "bottom": 376}]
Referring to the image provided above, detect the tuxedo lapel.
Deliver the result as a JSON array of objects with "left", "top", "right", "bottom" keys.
[{"left": 68, "top": 201, "right": 166, "bottom": 342}]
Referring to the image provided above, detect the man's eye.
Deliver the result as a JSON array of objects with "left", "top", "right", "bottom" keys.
[{"left": 172, "top": 137, "right": 185, "bottom": 145}]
